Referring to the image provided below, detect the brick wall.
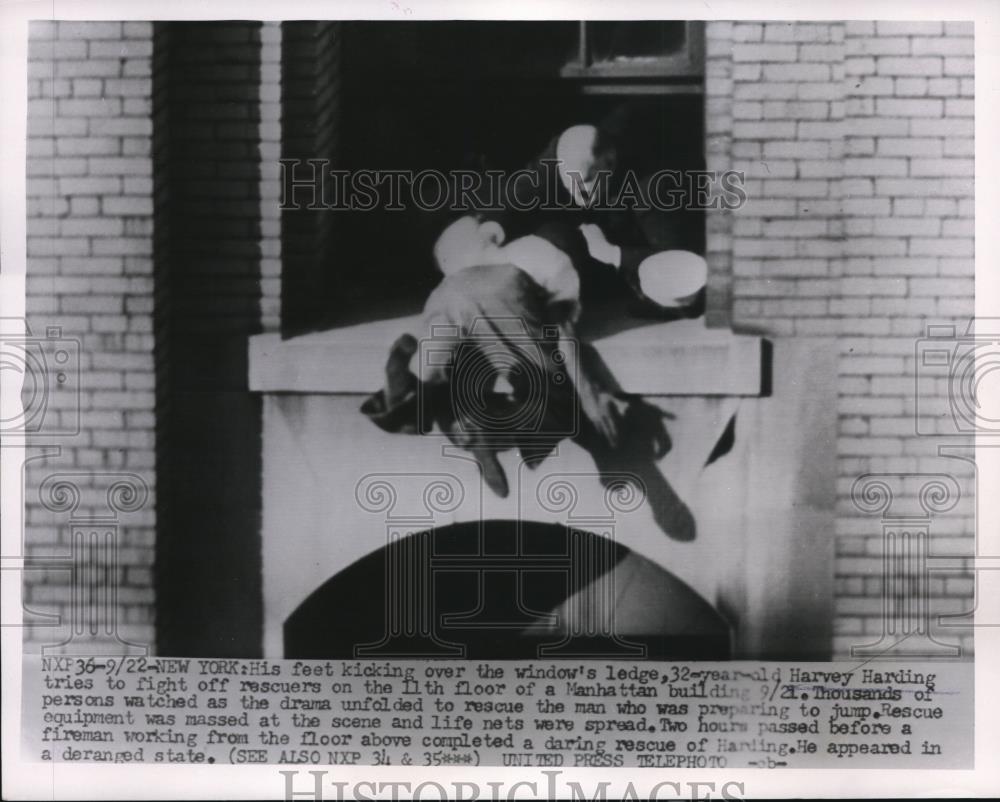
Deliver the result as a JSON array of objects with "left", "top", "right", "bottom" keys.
[
  {"left": 706, "top": 19, "right": 976, "bottom": 657},
  {"left": 24, "top": 21, "right": 156, "bottom": 651}
]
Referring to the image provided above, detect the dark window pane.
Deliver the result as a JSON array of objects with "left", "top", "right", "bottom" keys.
[
  {"left": 348, "top": 21, "right": 579, "bottom": 81},
  {"left": 587, "top": 21, "right": 687, "bottom": 63}
]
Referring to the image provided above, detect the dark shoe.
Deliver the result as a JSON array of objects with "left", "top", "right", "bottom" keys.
[
  {"left": 385, "top": 334, "right": 419, "bottom": 407},
  {"left": 470, "top": 446, "right": 509, "bottom": 498},
  {"left": 359, "top": 334, "right": 421, "bottom": 433}
]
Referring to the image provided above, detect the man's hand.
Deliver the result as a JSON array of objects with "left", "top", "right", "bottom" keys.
[
  {"left": 578, "top": 223, "right": 622, "bottom": 268},
  {"left": 555, "top": 319, "right": 625, "bottom": 448},
  {"left": 579, "top": 387, "right": 629, "bottom": 449}
]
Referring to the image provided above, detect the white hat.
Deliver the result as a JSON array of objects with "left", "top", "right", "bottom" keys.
[{"left": 636, "top": 250, "right": 707, "bottom": 309}]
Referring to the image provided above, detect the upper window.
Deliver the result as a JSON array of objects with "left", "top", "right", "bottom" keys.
[
  {"left": 280, "top": 21, "right": 707, "bottom": 335},
  {"left": 563, "top": 21, "right": 705, "bottom": 83}
]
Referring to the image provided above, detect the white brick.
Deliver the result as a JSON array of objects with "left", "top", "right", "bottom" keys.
[
  {"left": 732, "top": 141, "right": 762, "bottom": 159},
  {"left": 733, "top": 64, "right": 762, "bottom": 82},
  {"left": 842, "top": 178, "right": 875, "bottom": 197},
  {"left": 941, "top": 218, "right": 973, "bottom": 237},
  {"left": 945, "top": 98, "right": 974, "bottom": 117},
  {"left": 875, "top": 21, "right": 943, "bottom": 36},
  {"left": 123, "top": 21, "right": 153, "bottom": 38},
  {"left": 733, "top": 239, "right": 797, "bottom": 258},
  {"left": 838, "top": 437, "right": 905, "bottom": 455},
  {"left": 877, "top": 137, "right": 942, "bottom": 157},
  {"left": 910, "top": 239, "right": 974, "bottom": 257},
  {"left": 911, "top": 36, "right": 974, "bottom": 56},
  {"left": 842, "top": 277, "right": 908, "bottom": 296},
  {"left": 831, "top": 298, "right": 871, "bottom": 316},
  {"left": 784, "top": 22, "right": 833, "bottom": 42},
  {"left": 733, "top": 101, "right": 763, "bottom": 120},
  {"left": 88, "top": 157, "right": 151, "bottom": 176},
  {"left": 763, "top": 63, "right": 831, "bottom": 81},
  {"left": 796, "top": 121, "right": 845, "bottom": 139},
  {"left": 843, "top": 238, "right": 907, "bottom": 257},
  {"left": 925, "top": 199, "right": 958, "bottom": 216},
  {"left": 926, "top": 77, "right": 960, "bottom": 96},
  {"left": 734, "top": 81, "right": 797, "bottom": 100},
  {"left": 55, "top": 136, "right": 119, "bottom": 156},
  {"left": 55, "top": 59, "right": 123, "bottom": 79},
  {"left": 102, "top": 196, "right": 153, "bottom": 216},
  {"left": 763, "top": 219, "right": 829, "bottom": 237},
  {"left": 798, "top": 160, "right": 841, "bottom": 178},
  {"left": 844, "top": 157, "right": 908, "bottom": 176},
  {"left": 943, "top": 57, "right": 974, "bottom": 76},
  {"left": 875, "top": 97, "right": 944, "bottom": 117},
  {"left": 733, "top": 23, "right": 764, "bottom": 42},
  {"left": 59, "top": 217, "right": 124, "bottom": 237},
  {"left": 738, "top": 198, "right": 797, "bottom": 216},
  {"left": 732, "top": 43, "right": 798, "bottom": 62},
  {"left": 911, "top": 117, "right": 973, "bottom": 137},
  {"left": 846, "top": 56, "right": 876, "bottom": 76},
  {"left": 800, "top": 44, "right": 843, "bottom": 62},
  {"left": 762, "top": 140, "right": 830, "bottom": 159},
  {"left": 761, "top": 178, "right": 830, "bottom": 197},
  {"left": 733, "top": 121, "right": 796, "bottom": 139},
  {"left": 57, "top": 97, "right": 123, "bottom": 117},
  {"left": 760, "top": 299, "right": 827, "bottom": 316},
  {"left": 894, "top": 77, "right": 929, "bottom": 96},
  {"left": 846, "top": 97, "right": 875, "bottom": 116},
  {"left": 846, "top": 137, "right": 875, "bottom": 156},
  {"left": 103, "top": 79, "right": 152, "bottom": 97},
  {"left": 846, "top": 21, "right": 875, "bottom": 36},
  {"left": 876, "top": 57, "right": 943, "bottom": 77},
  {"left": 874, "top": 257, "right": 938, "bottom": 275},
  {"left": 873, "top": 217, "right": 941, "bottom": 237},
  {"left": 798, "top": 82, "right": 843, "bottom": 101},
  {"left": 944, "top": 21, "right": 974, "bottom": 37},
  {"left": 796, "top": 239, "right": 841, "bottom": 258},
  {"left": 876, "top": 177, "right": 972, "bottom": 197},
  {"left": 847, "top": 118, "right": 909, "bottom": 136},
  {"left": 910, "top": 158, "right": 974, "bottom": 177},
  {"left": 910, "top": 277, "right": 974, "bottom": 295},
  {"left": 846, "top": 36, "right": 909, "bottom": 56},
  {"left": 847, "top": 198, "right": 892, "bottom": 216},
  {"left": 850, "top": 76, "right": 894, "bottom": 96},
  {"left": 745, "top": 159, "right": 796, "bottom": 178},
  {"left": 766, "top": 99, "right": 820, "bottom": 119},
  {"left": 57, "top": 21, "right": 123, "bottom": 39}
]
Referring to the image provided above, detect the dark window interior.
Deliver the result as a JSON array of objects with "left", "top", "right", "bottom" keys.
[
  {"left": 284, "top": 21, "right": 706, "bottom": 332},
  {"left": 587, "top": 21, "right": 688, "bottom": 61}
]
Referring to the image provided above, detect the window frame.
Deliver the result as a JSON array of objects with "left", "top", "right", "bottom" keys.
[{"left": 560, "top": 21, "right": 705, "bottom": 86}]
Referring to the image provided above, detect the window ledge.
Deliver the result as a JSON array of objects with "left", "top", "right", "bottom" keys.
[{"left": 248, "top": 316, "right": 765, "bottom": 397}]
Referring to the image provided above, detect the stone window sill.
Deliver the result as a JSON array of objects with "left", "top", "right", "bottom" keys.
[{"left": 249, "top": 315, "right": 765, "bottom": 397}]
